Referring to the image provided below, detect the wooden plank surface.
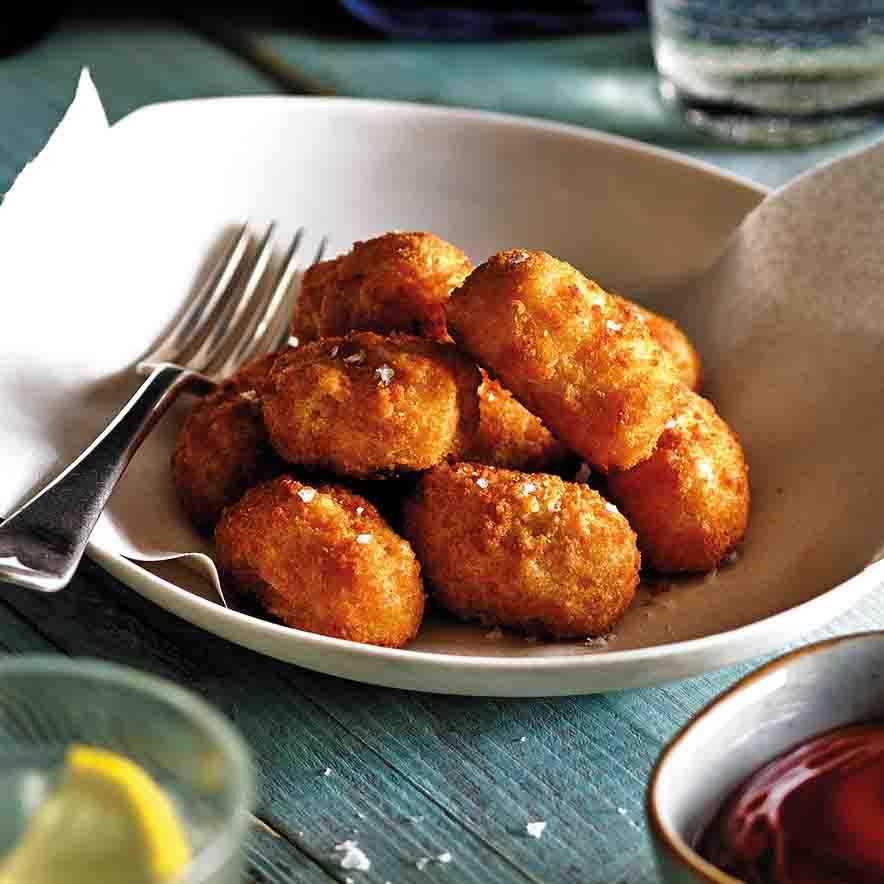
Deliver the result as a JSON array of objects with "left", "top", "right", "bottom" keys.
[
  {"left": 4, "top": 13, "right": 884, "bottom": 884},
  {"left": 3, "top": 555, "right": 881, "bottom": 884}
]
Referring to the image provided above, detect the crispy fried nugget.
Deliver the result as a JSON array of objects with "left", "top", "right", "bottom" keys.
[
  {"left": 616, "top": 297, "right": 702, "bottom": 392},
  {"left": 215, "top": 476, "right": 425, "bottom": 646},
  {"left": 171, "top": 353, "right": 283, "bottom": 533},
  {"left": 263, "top": 332, "right": 480, "bottom": 479},
  {"left": 292, "top": 232, "right": 473, "bottom": 342},
  {"left": 403, "top": 463, "right": 640, "bottom": 638},
  {"left": 606, "top": 390, "right": 749, "bottom": 573},
  {"left": 463, "top": 371, "right": 572, "bottom": 473},
  {"left": 446, "top": 250, "right": 681, "bottom": 472}
]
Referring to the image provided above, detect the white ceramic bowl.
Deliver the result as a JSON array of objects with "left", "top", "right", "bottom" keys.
[
  {"left": 6, "top": 91, "right": 884, "bottom": 695},
  {"left": 647, "top": 631, "right": 884, "bottom": 882}
]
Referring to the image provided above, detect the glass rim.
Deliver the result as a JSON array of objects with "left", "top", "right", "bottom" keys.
[{"left": 0, "top": 654, "right": 255, "bottom": 884}]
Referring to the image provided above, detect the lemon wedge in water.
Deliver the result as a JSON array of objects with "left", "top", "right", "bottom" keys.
[{"left": 0, "top": 745, "right": 191, "bottom": 884}]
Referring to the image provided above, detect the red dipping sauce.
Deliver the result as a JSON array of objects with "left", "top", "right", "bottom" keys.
[{"left": 697, "top": 723, "right": 884, "bottom": 884}]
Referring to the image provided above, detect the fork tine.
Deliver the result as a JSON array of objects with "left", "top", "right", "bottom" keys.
[
  {"left": 267, "top": 234, "right": 329, "bottom": 353},
  {"left": 312, "top": 235, "right": 328, "bottom": 267},
  {"left": 139, "top": 222, "right": 251, "bottom": 368},
  {"left": 185, "top": 223, "right": 277, "bottom": 375},
  {"left": 265, "top": 236, "right": 328, "bottom": 353},
  {"left": 213, "top": 228, "right": 306, "bottom": 376}
]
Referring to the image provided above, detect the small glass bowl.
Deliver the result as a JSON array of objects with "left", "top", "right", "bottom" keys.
[{"left": 0, "top": 655, "right": 254, "bottom": 884}]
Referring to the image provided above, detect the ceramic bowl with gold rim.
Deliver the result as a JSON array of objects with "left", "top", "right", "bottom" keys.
[{"left": 647, "top": 631, "right": 884, "bottom": 883}]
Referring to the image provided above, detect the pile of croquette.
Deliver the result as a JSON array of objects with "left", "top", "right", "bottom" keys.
[{"left": 172, "top": 232, "right": 749, "bottom": 648}]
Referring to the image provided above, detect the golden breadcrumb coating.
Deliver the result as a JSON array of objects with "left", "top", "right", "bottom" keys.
[
  {"left": 463, "top": 371, "right": 572, "bottom": 473},
  {"left": 292, "top": 232, "right": 473, "bottom": 342},
  {"left": 171, "top": 353, "right": 283, "bottom": 533},
  {"left": 290, "top": 259, "right": 335, "bottom": 344},
  {"left": 215, "top": 476, "right": 425, "bottom": 647},
  {"left": 615, "top": 296, "right": 703, "bottom": 392},
  {"left": 403, "top": 463, "right": 640, "bottom": 638},
  {"left": 446, "top": 250, "right": 681, "bottom": 472},
  {"left": 606, "top": 390, "right": 749, "bottom": 573},
  {"left": 262, "top": 332, "right": 481, "bottom": 479}
]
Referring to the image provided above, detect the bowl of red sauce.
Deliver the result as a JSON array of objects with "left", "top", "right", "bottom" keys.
[{"left": 647, "top": 631, "right": 884, "bottom": 883}]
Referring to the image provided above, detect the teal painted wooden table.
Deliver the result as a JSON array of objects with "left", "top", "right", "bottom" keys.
[{"left": 2, "top": 12, "right": 884, "bottom": 884}]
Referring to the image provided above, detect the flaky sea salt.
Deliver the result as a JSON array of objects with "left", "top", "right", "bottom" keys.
[
  {"left": 288, "top": 335, "right": 300, "bottom": 348},
  {"left": 476, "top": 477, "right": 490, "bottom": 489},
  {"left": 356, "top": 533, "right": 373, "bottom": 544},
  {"left": 375, "top": 364, "right": 395, "bottom": 386},
  {"left": 617, "top": 807, "right": 628, "bottom": 815},
  {"left": 335, "top": 840, "right": 371, "bottom": 871},
  {"left": 485, "top": 626, "right": 504, "bottom": 640},
  {"left": 525, "top": 821, "right": 547, "bottom": 839},
  {"left": 239, "top": 389, "right": 258, "bottom": 402},
  {"left": 521, "top": 481, "right": 537, "bottom": 495},
  {"left": 355, "top": 506, "right": 364, "bottom": 516},
  {"left": 605, "top": 502, "right": 619, "bottom": 514},
  {"left": 297, "top": 488, "right": 316, "bottom": 503},
  {"left": 606, "top": 320, "right": 623, "bottom": 332},
  {"left": 343, "top": 350, "right": 366, "bottom": 364},
  {"left": 437, "top": 852, "right": 452, "bottom": 864},
  {"left": 416, "top": 858, "right": 430, "bottom": 871},
  {"left": 323, "top": 767, "right": 332, "bottom": 776}
]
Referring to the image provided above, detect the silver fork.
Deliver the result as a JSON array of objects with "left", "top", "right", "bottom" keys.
[{"left": 0, "top": 223, "right": 326, "bottom": 593}]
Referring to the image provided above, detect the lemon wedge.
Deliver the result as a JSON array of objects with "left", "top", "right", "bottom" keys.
[{"left": 0, "top": 745, "right": 191, "bottom": 884}]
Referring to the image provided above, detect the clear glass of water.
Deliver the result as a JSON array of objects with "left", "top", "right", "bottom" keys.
[
  {"left": 0, "top": 656, "right": 254, "bottom": 883},
  {"left": 651, "top": 1, "right": 884, "bottom": 144}
]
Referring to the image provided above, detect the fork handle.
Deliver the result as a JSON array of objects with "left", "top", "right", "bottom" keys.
[{"left": 0, "top": 364, "right": 200, "bottom": 592}]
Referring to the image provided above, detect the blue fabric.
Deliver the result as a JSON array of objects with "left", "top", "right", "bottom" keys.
[{"left": 339, "top": 1, "right": 647, "bottom": 40}]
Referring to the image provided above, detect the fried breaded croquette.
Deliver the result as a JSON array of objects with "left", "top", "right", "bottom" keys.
[
  {"left": 291, "top": 232, "right": 473, "bottom": 342},
  {"left": 615, "top": 297, "right": 702, "bottom": 392},
  {"left": 463, "top": 371, "right": 572, "bottom": 473},
  {"left": 171, "top": 353, "right": 283, "bottom": 533},
  {"left": 403, "top": 463, "right": 640, "bottom": 638},
  {"left": 215, "top": 476, "right": 425, "bottom": 646},
  {"left": 606, "top": 390, "right": 749, "bottom": 574},
  {"left": 262, "top": 332, "right": 481, "bottom": 479},
  {"left": 446, "top": 250, "right": 681, "bottom": 472}
]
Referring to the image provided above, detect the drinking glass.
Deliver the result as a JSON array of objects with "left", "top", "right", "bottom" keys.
[
  {"left": 0, "top": 656, "right": 254, "bottom": 884},
  {"left": 651, "top": 1, "right": 884, "bottom": 144}
]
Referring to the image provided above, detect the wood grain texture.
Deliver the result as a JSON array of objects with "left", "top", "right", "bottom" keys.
[
  {"left": 0, "top": 562, "right": 535, "bottom": 883},
  {"left": 4, "top": 13, "right": 884, "bottom": 884},
  {"left": 4, "top": 557, "right": 880, "bottom": 883}
]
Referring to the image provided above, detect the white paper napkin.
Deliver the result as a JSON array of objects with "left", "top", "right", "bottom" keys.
[{"left": 0, "top": 70, "right": 219, "bottom": 589}]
